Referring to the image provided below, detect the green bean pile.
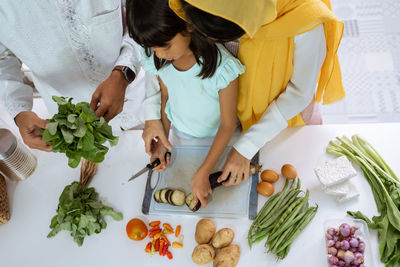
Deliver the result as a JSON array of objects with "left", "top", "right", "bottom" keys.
[{"left": 248, "top": 179, "right": 318, "bottom": 259}]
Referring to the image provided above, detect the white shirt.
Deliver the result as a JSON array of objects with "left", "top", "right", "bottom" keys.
[
  {"left": 0, "top": 0, "right": 158, "bottom": 130},
  {"left": 234, "top": 25, "right": 327, "bottom": 159},
  {"left": 143, "top": 25, "right": 327, "bottom": 159}
]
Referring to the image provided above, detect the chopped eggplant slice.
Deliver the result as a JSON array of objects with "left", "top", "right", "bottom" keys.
[
  {"left": 166, "top": 189, "right": 174, "bottom": 205},
  {"left": 171, "top": 190, "right": 185, "bottom": 206},
  {"left": 160, "top": 188, "right": 169, "bottom": 203},
  {"left": 185, "top": 194, "right": 192, "bottom": 207},
  {"left": 185, "top": 193, "right": 201, "bottom": 211},
  {"left": 154, "top": 190, "right": 161, "bottom": 203}
]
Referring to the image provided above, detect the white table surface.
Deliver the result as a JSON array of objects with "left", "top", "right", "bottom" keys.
[{"left": 1, "top": 123, "right": 399, "bottom": 267}]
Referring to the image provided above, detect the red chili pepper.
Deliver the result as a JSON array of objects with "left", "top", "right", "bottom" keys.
[
  {"left": 145, "top": 242, "right": 152, "bottom": 253},
  {"left": 149, "top": 221, "right": 160, "bottom": 227},
  {"left": 149, "top": 226, "right": 160, "bottom": 233},
  {"left": 155, "top": 238, "right": 160, "bottom": 251},
  {"left": 175, "top": 225, "right": 181, "bottom": 237},
  {"left": 159, "top": 239, "right": 165, "bottom": 256},
  {"left": 149, "top": 228, "right": 161, "bottom": 238},
  {"left": 166, "top": 251, "right": 173, "bottom": 260},
  {"left": 162, "top": 244, "right": 169, "bottom": 256},
  {"left": 163, "top": 223, "right": 173, "bottom": 232},
  {"left": 161, "top": 235, "right": 171, "bottom": 245}
]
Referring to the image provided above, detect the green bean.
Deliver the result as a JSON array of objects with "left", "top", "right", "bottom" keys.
[
  {"left": 258, "top": 189, "right": 301, "bottom": 228},
  {"left": 249, "top": 180, "right": 294, "bottom": 248},
  {"left": 257, "top": 187, "right": 300, "bottom": 226},
  {"left": 249, "top": 192, "right": 283, "bottom": 247},
  {"left": 251, "top": 232, "right": 269, "bottom": 244},
  {"left": 270, "top": 190, "right": 309, "bottom": 235},
  {"left": 268, "top": 205, "right": 314, "bottom": 242},
  {"left": 268, "top": 204, "right": 315, "bottom": 252},
  {"left": 275, "top": 205, "right": 318, "bottom": 254},
  {"left": 253, "top": 191, "right": 281, "bottom": 225},
  {"left": 255, "top": 180, "right": 295, "bottom": 225}
]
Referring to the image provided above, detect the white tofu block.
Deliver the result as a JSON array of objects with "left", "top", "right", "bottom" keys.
[
  {"left": 324, "top": 181, "right": 350, "bottom": 196},
  {"left": 314, "top": 156, "right": 357, "bottom": 187},
  {"left": 336, "top": 182, "right": 360, "bottom": 202}
]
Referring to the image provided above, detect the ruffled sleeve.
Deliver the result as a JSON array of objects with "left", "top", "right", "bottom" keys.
[
  {"left": 140, "top": 49, "right": 159, "bottom": 76},
  {"left": 214, "top": 45, "right": 246, "bottom": 91}
]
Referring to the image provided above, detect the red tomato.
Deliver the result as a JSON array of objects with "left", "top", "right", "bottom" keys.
[{"left": 126, "top": 218, "right": 148, "bottom": 241}]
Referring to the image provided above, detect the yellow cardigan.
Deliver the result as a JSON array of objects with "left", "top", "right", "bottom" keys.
[{"left": 170, "top": 0, "right": 345, "bottom": 131}]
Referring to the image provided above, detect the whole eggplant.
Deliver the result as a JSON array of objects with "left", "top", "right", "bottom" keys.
[{"left": 186, "top": 164, "right": 261, "bottom": 211}]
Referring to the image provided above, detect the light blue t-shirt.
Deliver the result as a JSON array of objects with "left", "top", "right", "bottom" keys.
[{"left": 142, "top": 44, "right": 245, "bottom": 138}]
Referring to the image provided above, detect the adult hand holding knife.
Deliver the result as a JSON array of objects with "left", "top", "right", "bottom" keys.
[{"left": 128, "top": 152, "right": 171, "bottom": 182}]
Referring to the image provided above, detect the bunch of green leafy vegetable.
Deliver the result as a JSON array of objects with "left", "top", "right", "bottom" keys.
[
  {"left": 327, "top": 135, "right": 400, "bottom": 266},
  {"left": 248, "top": 179, "right": 318, "bottom": 259},
  {"left": 47, "top": 181, "right": 123, "bottom": 246},
  {"left": 41, "top": 96, "right": 118, "bottom": 168}
]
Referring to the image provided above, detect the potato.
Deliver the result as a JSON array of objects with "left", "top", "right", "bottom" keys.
[
  {"left": 211, "top": 228, "right": 234, "bottom": 248},
  {"left": 213, "top": 244, "right": 241, "bottom": 267},
  {"left": 192, "top": 244, "right": 215, "bottom": 265},
  {"left": 195, "top": 218, "right": 216, "bottom": 244}
]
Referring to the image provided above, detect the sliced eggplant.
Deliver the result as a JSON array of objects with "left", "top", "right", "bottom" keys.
[
  {"left": 185, "top": 193, "right": 201, "bottom": 211},
  {"left": 154, "top": 190, "right": 161, "bottom": 203},
  {"left": 184, "top": 165, "right": 261, "bottom": 211},
  {"left": 171, "top": 190, "right": 185, "bottom": 206},
  {"left": 166, "top": 189, "right": 174, "bottom": 205},
  {"left": 185, "top": 194, "right": 193, "bottom": 207},
  {"left": 160, "top": 188, "right": 169, "bottom": 203}
]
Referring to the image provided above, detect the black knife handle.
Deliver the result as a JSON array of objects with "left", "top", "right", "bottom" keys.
[{"left": 146, "top": 152, "right": 171, "bottom": 169}]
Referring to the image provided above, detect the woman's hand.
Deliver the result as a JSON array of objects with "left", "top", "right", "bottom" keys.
[
  {"left": 150, "top": 140, "right": 171, "bottom": 172},
  {"left": 191, "top": 168, "right": 212, "bottom": 208},
  {"left": 218, "top": 148, "right": 250, "bottom": 186}
]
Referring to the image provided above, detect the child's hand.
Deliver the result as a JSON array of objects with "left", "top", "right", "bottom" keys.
[
  {"left": 191, "top": 168, "right": 212, "bottom": 208},
  {"left": 150, "top": 140, "right": 171, "bottom": 172}
]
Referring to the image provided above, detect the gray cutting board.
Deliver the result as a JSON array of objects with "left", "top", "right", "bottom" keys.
[{"left": 141, "top": 145, "right": 258, "bottom": 219}]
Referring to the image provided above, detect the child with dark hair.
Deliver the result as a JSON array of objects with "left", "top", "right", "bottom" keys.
[{"left": 126, "top": 0, "right": 245, "bottom": 207}]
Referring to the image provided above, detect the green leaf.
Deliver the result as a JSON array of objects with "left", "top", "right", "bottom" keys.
[
  {"left": 67, "top": 114, "right": 77, "bottom": 123},
  {"left": 68, "top": 157, "right": 81, "bottom": 168},
  {"left": 82, "top": 132, "right": 94, "bottom": 151},
  {"left": 49, "top": 215, "right": 58, "bottom": 228},
  {"left": 100, "top": 206, "right": 123, "bottom": 221},
  {"left": 41, "top": 130, "right": 58, "bottom": 142},
  {"left": 77, "top": 102, "right": 96, "bottom": 123},
  {"left": 47, "top": 122, "right": 58, "bottom": 135},
  {"left": 52, "top": 96, "right": 68, "bottom": 105},
  {"left": 47, "top": 181, "right": 123, "bottom": 246},
  {"left": 43, "top": 96, "right": 119, "bottom": 168},
  {"left": 73, "top": 120, "right": 87, "bottom": 138},
  {"left": 61, "top": 127, "right": 74, "bottom": 144},
  {"left": 109, "top": 136, "right": 119, "bottom": 147}
]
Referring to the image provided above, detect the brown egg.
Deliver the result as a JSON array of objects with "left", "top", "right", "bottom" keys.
[
  {"left": 257, "top": 182, "right": 274, "bottom": 197},
  {"left": 260, "top": 169, "right": 279, "bottom": 183},
  {"left": 281, "top": 164, "right": 298, "bottom": 180}
]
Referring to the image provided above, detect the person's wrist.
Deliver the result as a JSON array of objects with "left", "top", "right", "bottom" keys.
[
  {"left": 111, "top": 68, "right": 130, "bottom": 89},
  {"left": 198, "top": 165, "right": 212, "bottom": 176},
  {"left": 14, "top": 111, "right": 31, "bottom": 127},
  {"left": 112, "top": 65, "right": 135, "bottom": 85}
]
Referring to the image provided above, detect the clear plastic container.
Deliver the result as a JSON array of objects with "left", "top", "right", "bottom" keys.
[{"left": 324, "top": 218, "right": 373, "bottom": 267}]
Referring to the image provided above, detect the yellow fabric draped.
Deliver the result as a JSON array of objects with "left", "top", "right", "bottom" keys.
[{"left": 170, "top": 0, "right": 345, "bottom": 131}]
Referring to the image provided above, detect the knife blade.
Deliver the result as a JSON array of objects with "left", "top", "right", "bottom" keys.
[{"left": 128, "top": 152, "right": 171, "bottom": 182}]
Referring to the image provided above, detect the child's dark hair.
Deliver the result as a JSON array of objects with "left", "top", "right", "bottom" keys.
[
  {"left": 126, "top": 0, "right": 220, "bottom": 79},
  {"left": 180, "top": 0, "right": 246, "bottom": 42}
]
